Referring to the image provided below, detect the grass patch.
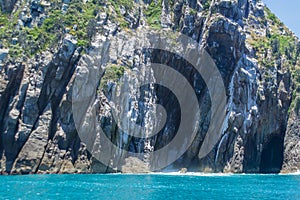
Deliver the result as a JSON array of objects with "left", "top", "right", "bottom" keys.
[
  {"left": 0, "top": 10, "right": 18, "bottom": 49},
  {"left": 99, "top": 64, "right": 127, "bottom": 91},
  {"left": 249, "top": 32, "right": 297, "bottom": 62},
  {"left": 270, "top": 34, "right": 296, "bottom": 55},
  {"left": 265, "top": 7, "right": 282, "bottom": 26},
  {"left": 107, "top": 0, "right": 135, "bottom": 28},
  {"left": 0, "top": 0, "right": 99, "bottom": 58},
  {"left": 203, "top": 0, "right": 212, "bottom": 10},
  {"left": 118, "top": 0, "right": 134, "bottom": 10},
  {"left": 145, "top": 0, "right": 162, "bottom": 29},
  {"left": 189, "top": 8, "right": 197, "bottom": 15}
]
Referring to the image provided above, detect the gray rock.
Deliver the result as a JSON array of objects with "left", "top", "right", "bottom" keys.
[
  {"left": 121, "top": 157, "right": 150, "bottom": 174},
  {"left": 0, "top": 49, "right": 9, "bottom": 61},
  {"left": 11, "top": 105, "right": 52, "bottom": 174},
  {"left": 0, "top": 0, "right": 17, "bottom": 13},
  {"left": 0, "top": 0, "right": 299, "bottom": 175}
]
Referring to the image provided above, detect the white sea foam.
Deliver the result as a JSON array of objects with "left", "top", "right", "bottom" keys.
[
  {"left": 280, "top": 171, "right": 300, "bottom": 176},
  {"left": 148, "top": 172, "right": 300, "bottom": 176},
  {"left": 149, "top": 172, "right": 234, "bottom": 176}
]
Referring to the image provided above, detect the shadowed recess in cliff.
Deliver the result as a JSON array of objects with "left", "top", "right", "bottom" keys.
[
  {"left": 149, "top": 49, "right": 210, "bottom": 101},
  {"left": 260, "top": 135, "right": 284, "bottom": 173}
]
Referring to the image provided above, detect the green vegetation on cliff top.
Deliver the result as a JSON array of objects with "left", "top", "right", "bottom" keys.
[
  {"left": 2, "top": 1, "right": 300, "bottom": 115},
  {"left": 250, "top": 8, "right": 298, "bottom": 67},
  {"left": 0, "top": 0, "right": 166, "bottom": 59},
  {"left": 248, "top": 7, "right": 300, "bottom": 114},
  {"left": 0, "top": 0, "right": 99, "bottom": 58}
]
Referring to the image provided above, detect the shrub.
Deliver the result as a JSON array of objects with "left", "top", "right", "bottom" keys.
[
  {"left": 24, "top": 1, "right": 97, "bottom": 56},
  {"left": 108, "top": 0, "right": 131, "bottom": 28},
  {"left": 145, "top": 0, "right": 162, "bottom": 29},
  {"left": 118, "top": 0, "right": 134, "bottom": 10},
  {"left": 203, "top": 0, "right": 211, "bottom": 10},
  {"left": 265, "top": 7, "right": 282, "bottom": 26},
  {"left": 0, "top": 11, "right": 13, "bottom": 47},
  {"left": 270, "top": 34, "right": 295, "bottom": 55},
  {"left": 99, "top": 64, "right": 127, "bottom": 90}
]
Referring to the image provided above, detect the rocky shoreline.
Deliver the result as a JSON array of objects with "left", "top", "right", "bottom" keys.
[{"left": 0, "top": 0, "right": 299, "bottom": 175}]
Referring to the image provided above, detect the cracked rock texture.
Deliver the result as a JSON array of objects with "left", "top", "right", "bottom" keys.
[{"left": 0, "top": 0, "right": 299, "bottom": 174}]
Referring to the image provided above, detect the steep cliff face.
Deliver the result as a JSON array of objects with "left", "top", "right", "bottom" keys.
[{"left": 0, "top": 0, "right": 299, "bottom": 174}]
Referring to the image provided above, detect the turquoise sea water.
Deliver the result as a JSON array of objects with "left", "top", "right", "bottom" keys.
[{"left": 0, "top": 173, "right": 299, "bottom": 199}]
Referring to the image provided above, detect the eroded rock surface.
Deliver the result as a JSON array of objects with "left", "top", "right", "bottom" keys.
[{"left": 0, "top": 0, "right": 299, "bottom": 174}]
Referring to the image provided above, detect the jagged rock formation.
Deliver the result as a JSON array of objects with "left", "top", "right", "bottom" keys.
[
  {"left": 282, "top": 113, "right": 300, "bottom": 173},
  {"left": 0, "top": 0, "right": 299, "bottom": 174}
]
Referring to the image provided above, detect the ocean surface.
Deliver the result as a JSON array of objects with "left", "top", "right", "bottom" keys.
[{"left": 0, "top": 173, "right": 299, "bottom": 199}]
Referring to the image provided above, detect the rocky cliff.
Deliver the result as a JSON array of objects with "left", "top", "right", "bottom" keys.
[{"left": 0, "top": 0, "right": 299, "bottom": 174}]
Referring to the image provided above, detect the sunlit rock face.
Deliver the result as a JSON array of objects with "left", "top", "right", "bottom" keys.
[{"left": 0, "top": 0, "right": 299, "bottom": 174}]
